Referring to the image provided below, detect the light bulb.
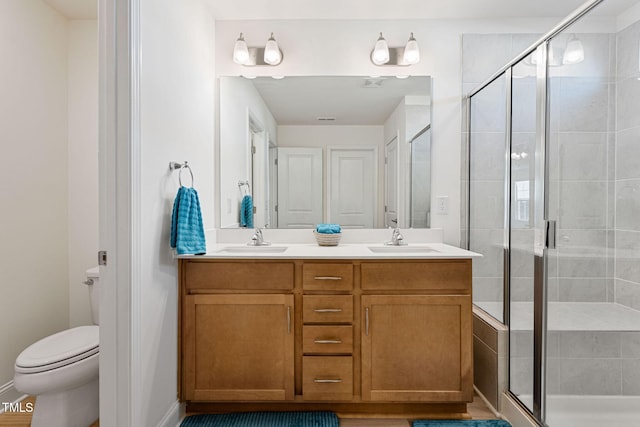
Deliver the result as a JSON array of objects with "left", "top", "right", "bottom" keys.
[
  {"left": 371, "top": 33, "right": 390, "bottom": 65},
  {"left": 233, "top": 33, "right": 249, "bottom": 65},
  {"left": 403, "top": 33, "right": 420, "bottom": 65},
  {"left": 263, "top": 33, "right": 282, "bottom": 65}
]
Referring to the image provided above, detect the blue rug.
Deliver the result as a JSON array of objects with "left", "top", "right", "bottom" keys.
[
  {"left": 180, "top": 411, "right": 339, "bottom": 427},
  {"left": 413, "top": 421, "right": 511, "bottom": 427}
]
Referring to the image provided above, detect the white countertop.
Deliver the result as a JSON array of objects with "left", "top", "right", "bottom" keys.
[{"left": 179, "top": 242, "right": 481, "bottom": 260}]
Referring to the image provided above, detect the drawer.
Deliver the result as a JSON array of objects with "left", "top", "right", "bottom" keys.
[
  {"left": 302, "top": 263, "right": 353, "bottom": 291},
  {"left": 302, "top": 356, "right": 353, "bottom": 401},
  {"left": 184, "top": 261, "right": 294, "bottom": 291},
  {"left": 303, "top": 295, "right": 353, "bottom": 323},
  {"left": 303, "top": 325, "right": 353, "bottom": 354},
  {"left": 361, "top": 260, "right": 471, "bottom": 292}
]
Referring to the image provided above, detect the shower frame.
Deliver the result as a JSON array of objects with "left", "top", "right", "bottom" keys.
[{"left": 463, "top": 0, "right": 605, "bottom": 424}]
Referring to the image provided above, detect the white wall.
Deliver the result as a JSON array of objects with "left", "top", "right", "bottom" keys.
[
  {"left": 0, "top": 0, "right": 69, "bottom": 394},
  {"left": 136, "top": 0, "right": 215, "bottom": 424},
  {"left": 278, "top": 125, "right": 385, "bottom": 227},
  {"left": 219, "top": 76, "right": 277, "bottom": 227},
  {"left": 68, "top": 20, "right": 99, "bottom": 327}
]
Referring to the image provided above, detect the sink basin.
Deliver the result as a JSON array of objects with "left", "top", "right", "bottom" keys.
[
  {"left": 218, "top": 246, "right": 288, "bottom": 253},
  {"left": 368, "top": 245, "right": 439, "bottom": 254}
]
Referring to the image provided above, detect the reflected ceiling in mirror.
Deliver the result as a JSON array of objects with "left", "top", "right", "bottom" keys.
[{"left": 218, "top": 75, "right": 432, "bottom": 229}]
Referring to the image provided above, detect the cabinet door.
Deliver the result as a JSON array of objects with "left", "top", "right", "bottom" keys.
[
  {"left": 361, "top": 295, "right": 472, "bottom": 402},
  {"left": 183, "top": 294, "right": 294, "bottom": 401}
]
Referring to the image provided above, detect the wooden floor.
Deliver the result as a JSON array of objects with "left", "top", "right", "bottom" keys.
[
  {"left": 0, "top": 392, "right": 495, "bottom": 426},
  {"left": 0, "top": 397, "right": 99, "bottom": 427}
]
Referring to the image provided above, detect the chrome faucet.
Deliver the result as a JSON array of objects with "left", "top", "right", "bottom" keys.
[
  {"left": 248, "top": 227, "right": 271, "bottom": 246},
  {"left": 386, "top": 227, "right": 407, "bottom": 246}
]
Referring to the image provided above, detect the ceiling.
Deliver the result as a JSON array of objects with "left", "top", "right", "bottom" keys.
[
  {"left": 245, "top": 76, "right": 431, "bottom": 126},
  {"left": 40, "top": 0, "right": 638, "bottom": 21},
  {"left": 208, "top": 0, "right": 638, "bottom": 20}
]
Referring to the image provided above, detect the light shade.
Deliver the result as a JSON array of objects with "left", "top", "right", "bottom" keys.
[
  {"left": 371, "top": 33, "right": 390, "bottom": 65},
  {"left": 563, "top": 35, "right": 584, "bottom": 64},
  {"left": 403, "top": 32, "right": 420, "bottom": 65},
  {"left": 263, "top": 33, "right": 282, "bottom": 65},
  {"left": 233, "top": 33, "right": 249, "bottom": 65}
]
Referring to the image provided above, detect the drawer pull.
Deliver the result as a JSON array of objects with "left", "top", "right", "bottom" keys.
[
  {"left": 314, "top": 276, "right": 342, "bottom": 280},
  {"left": 313, "top": 308, "right": 343, "bottom": 313},
  {"left": 314, "top": 339, "right": 342, "bottom": 344},
  {"left": 313, "top": 378, "right": 342, "bottom": 383}
]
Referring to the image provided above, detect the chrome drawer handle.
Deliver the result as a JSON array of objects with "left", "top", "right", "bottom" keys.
[
  {"left": 314, "top": 339, "right": 342, "bottom": 344},
  {"left": 314, "top": 308, "right": 343, "bottom": 313},
  {"left": 313, "top": 379, "right": 342, "bottom": 383},
  {"left": 314, "top": 276, "right": 342, "bottom": 280}
]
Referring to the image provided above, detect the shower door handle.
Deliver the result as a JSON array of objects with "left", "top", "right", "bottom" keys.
[{"left": 545, "top": 220, "right": 556, "bottom": 250}]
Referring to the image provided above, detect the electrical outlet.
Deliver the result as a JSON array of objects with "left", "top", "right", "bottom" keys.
[{"left": 436, "top": 196, "right": 449, "bottom": 215}]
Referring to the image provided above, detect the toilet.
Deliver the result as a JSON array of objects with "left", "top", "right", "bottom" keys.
[{"left": 14, "top": 267, "right": 100, "bottom": 427}]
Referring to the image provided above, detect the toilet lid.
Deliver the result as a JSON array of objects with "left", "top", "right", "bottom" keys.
[{"left": 15, "top": 325, "right": 99, "bottom": 373}]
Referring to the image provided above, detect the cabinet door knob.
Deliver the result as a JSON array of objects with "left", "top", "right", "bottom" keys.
[{"left": 314, "top": 339, "right": 342, "bottom": 344}]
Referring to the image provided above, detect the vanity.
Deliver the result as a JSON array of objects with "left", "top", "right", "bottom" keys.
[{"left": 178, "top": 237, "right": 478, "bottom": 419}]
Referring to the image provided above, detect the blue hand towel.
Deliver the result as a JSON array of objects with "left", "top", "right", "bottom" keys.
[
  {"left": 170, "top": 186, "right": 206, "bottom": 255},
  {"left": 316, "top": 223, "right": 341, "bottom": 234},
  {"left": 240, "top": 194, "right": 254, "bottom": 228}
]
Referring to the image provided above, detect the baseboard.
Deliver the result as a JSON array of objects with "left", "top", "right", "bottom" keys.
[
  {"left": 0, "top": 381, "right": 28, "bottom": 414},
  {"left": 473, "top": 385, "right": 501, "bottom": 418},
  {"left": 157, "top": 400, "right": 181, "bottom": 427}
]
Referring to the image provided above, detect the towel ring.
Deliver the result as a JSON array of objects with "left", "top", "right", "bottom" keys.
[{"left": 179, "top": 164, "right": 194, "bottom": 188}]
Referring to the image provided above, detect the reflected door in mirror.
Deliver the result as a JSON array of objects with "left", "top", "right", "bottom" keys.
[{"left": 277, "top": 148, "right": 322, "bottom": 228}]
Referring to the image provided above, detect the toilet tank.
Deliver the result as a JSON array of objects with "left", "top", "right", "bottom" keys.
[{"left": 85, "top": 267, "right": 100, "bottom": 325}]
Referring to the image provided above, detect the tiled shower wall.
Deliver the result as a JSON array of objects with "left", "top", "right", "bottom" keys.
[{"left": 614, "top": 20, "right": 640, "bottom": 312}]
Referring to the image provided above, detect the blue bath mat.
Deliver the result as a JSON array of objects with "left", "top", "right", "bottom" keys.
[
  {"left": 413, "top": 421, "right": 511, "bottom": 427},
  {"left": 180, "top": 411, "right": 339, "bottom": 427}
]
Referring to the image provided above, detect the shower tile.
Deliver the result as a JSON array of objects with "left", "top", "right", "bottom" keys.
[
  {"left": 616, "top": 126, "right": 640, "bottom": 180},
  {"left": 470, "top": 132, "right": 507, "bottom": 181},
  {"left": 510, "top": 277, "right": 534, "bottom": 302},
  {"left": 554, "top": 77, "right": 610, "bottom": 132},
  {"left": 470, "top": 78, "right": 507, "bottom": 133},
  {"left": 622, "top": 359, "right": 640, "bottom": 395},
  {"left": 557, "top": 331, "right": 621, "bottom": 358},
  {"left": 511, "top": 79, "right": 537, "bottom": 133},
  {"left": 615, "top": 230, "right": 640, "bottom": 284},
  {"left": 558, "top": 358, "right": 622, "bottom": 395},
  {"left": 510, "top": 357, "right": 533, "bottom": 396},
  {"left": 470, "top": 228, "right": 504, "bottom": 278},
  {"left": 462, "top": 34, "right": 513, "bottom": 84},
  {"left": 615, "top": 279, "right": 640, "bottom": 311},
  {"left": 558, "top": 181, "right": 607, "bottom": 229},
  {"left": 558, "top": 254, "right": 606, "bottom": 278},
  {"left": 616, "top": 77, "right": 640, "bottom": 131},
  {"left": 510, "top": 331, "right": 533, "bottom": 358},
  {"left": 558, "top": 133, "right": 608, "bottom": 181},
  {"left": 558, "top": 278, "right": 607, "bottom": 302},
  {"left": 473, "top": 277, "right": 504, "bottom": 302},
  {"left": 607, "top": 132, "right": 615, "bottom": 181},
  {"left": 608, "top": 181, "right": 615, "bottom": 229},
  {"left": 547, "top": 277, "right": 559, "bottom": 302},
  {"left": 621, "top": 332, "right": 640, "bottom": 358},
  {"left": 616, "top": 21, "right": 640, "bottom": 81},
  {"left": 616, "top": 179, "right": 640, "bottom": 232},
  {"left": 565, "top": 34, "right": 614, "bottom": 82},
  {"left": 510, "top": 34, "right": 541, "bottom": 58},
  {"left": 470, "top": 181, "right": 505, "bottom": 229},
  {"left": 556, "top": 229, "right": 607, "bottom": 249}
]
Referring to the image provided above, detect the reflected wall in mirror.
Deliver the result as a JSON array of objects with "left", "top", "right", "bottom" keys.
[{"left": 218, "top": 75, "right": 432, "bottom": 229}]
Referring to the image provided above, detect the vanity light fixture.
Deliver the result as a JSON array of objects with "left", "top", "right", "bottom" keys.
[
  {"left": 563, "top": 34, "right": 584, "bottom": 65},
  {"left": 403, "top": 33, "right": 420, "bottom": 64},
  {"left": 371, "top": 33, "right": 390, "bottom": 65},
  {"left": 232, "top": 32, "right": 284, "bottom": 66},
  {"left": 371, "top": 32, "right": 420, "bottom": 66},
  {"left": 233, "top": 33, "right": 250, "bottom": 65}
]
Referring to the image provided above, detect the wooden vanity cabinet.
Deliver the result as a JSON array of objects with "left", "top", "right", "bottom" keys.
[
  {"left": 179, "top": 257, "right": 473, "bottom": 417},
  {"left": 181, "top": 261, "right": 295, "bottom": 401}
]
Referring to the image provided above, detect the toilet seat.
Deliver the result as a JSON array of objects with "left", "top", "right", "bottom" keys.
[{"left": 15, "top": 325, "right": 99, "bottom": 374}]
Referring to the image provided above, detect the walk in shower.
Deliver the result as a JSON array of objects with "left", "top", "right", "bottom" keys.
[{"left": 465, "top": 0, "right": 640, "bottom": 425}]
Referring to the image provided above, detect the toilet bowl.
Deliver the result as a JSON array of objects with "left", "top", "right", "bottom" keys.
[{"left": 14, "top": 267, "right": 100, "bottom": 427}]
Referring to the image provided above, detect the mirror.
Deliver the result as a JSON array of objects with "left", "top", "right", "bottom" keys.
[{"left": 218, "top": 75, "right": 431, "bottom": 229}]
